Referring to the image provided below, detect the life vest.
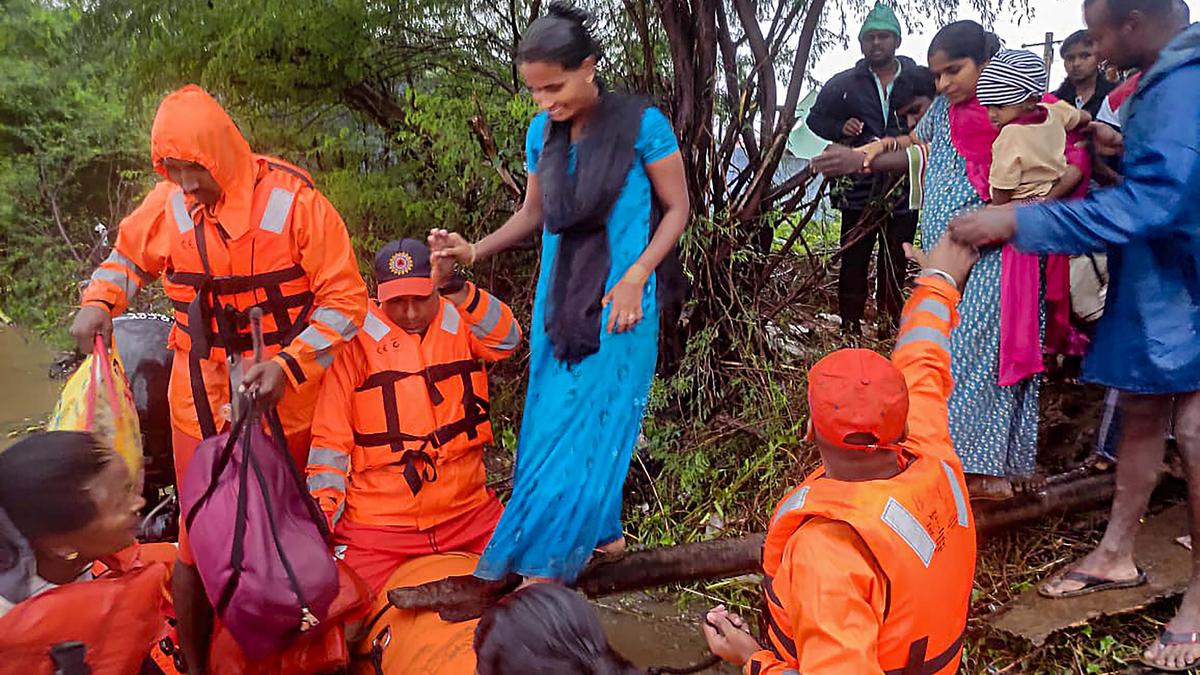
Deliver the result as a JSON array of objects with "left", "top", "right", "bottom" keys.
[
  {"left": 343, "top": 302, "right": 492, "bottom": 515},
  {"left": 161, "top": 156, "right": 318, "bottom": 437},
  {"left": 761, "top": 454, "right": 975, "bottom": 675},
  {"left": 0, "top": 562, "right": 169, "bottom": 675},
  {"left": 351, "top": 553, "right": 480, "bottom": 675}
]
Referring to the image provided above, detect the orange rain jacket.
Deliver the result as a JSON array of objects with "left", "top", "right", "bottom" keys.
[
  {"left": 306, "top": 286, "right": 520, "bottom": 530},
  {"left": 80, "top": 84, "right": 368, "bottom": 442},
  {"left": 747, "top": 276, "right": 978, "bottom": 675}
]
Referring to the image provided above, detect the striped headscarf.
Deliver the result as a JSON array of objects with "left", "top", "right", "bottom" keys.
[{"left": 976, "top": 49, "right": 1048, "bottom": 106}]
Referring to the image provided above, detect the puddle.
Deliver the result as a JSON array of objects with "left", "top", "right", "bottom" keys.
[
  {"left": 599, "top": 595, "right": 739, "bottom": 673},
  {"left": 0, "top": 325, "right": 61, "bottom": 449}
]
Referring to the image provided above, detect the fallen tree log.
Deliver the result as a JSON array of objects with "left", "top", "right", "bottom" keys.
[{"left": 389, "top": 470, "right": 1118, "bottom": 620}]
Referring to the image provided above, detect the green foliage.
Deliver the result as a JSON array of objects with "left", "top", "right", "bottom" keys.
[{"left": 0, "top": 0, "right": 148, "bottom": 336}]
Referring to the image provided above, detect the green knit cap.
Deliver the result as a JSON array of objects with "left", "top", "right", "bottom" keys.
[{"left": 859, "top": 2, "right": 901, "bottom": 39}]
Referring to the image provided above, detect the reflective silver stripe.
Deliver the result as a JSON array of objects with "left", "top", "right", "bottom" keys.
[
  {"left": 881, "top": 497, "right": 935, "bottom": 567},
  {"left": 307, "top": 472, "right": 346, "bottom": 493},
  {"left": 468, "top": 294, "right": 503, "bottom": 338},
  {"left": 312, "top": 306, "right": 358, "bottom": 340},
  {"left": 904, "top": 298, "right": 951, "bottom": 324},
  {"left": 331, "top": 499, "right": 345, "bottom": 528},
  {"left": 170, "top": 192, "right": 194, "bottom": 234},
  {"left": 297, "top": 325, "right": 333, "bottom": 351},
  {"left": 91, "top": 267, "right": 139, "bottom": 301},
  {"left": 259, "top": 188, "right": 295, "bottom": 234},
  {"left": 894, "top": 325, "right": 950, "bottom": 353},
  {"left": 495, "top": 322, "right": 520, "bottom": 352},
  {"left": 104, "top": 250, "right": 154, "bottom": 284},
  {"left": 441, "top": 304, "right": 461, "bottom": 335},
  {"left": 771, "top": 486, "right": 810, "bottom": 525},
  {"left": 307, "top": 447, "right": 349, "bottom": 473},
  {"left": 296, "top": 325, "right": 335, "bottom": 368},
  {"left": 315, "top": 349, "right": 334, "bottom": 368},
  {"left": 942, "top": 460, "right": 970, "bottom": 528},
  {"left": 363, "top": 312, "right": 391, "bottom": 342},
  {"left": 783, "top": 671, "right": 800, "bottom": 675}
]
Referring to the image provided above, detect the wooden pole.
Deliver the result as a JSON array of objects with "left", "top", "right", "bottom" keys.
[{"left": 389, "top": 472, "right": 1120, "bottom": 620}]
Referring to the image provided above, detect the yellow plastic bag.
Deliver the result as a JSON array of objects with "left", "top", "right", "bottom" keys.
[{"left": 48, "top": 335, "right": 144, "bottom": 482}]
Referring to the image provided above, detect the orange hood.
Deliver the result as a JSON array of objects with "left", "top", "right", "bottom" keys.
[{"left": 150, "top": 84, "right": 257, "bottom": 238}]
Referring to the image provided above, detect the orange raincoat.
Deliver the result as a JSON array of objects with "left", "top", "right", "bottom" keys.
[{"left": 80, "top": 84, "right": 368, "bottom": 472}]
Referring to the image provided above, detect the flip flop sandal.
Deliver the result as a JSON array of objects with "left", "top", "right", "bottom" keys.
[
  {"left": 1139, "top": 630, "right": 1200, "bottom": 671},
  {"left": 1037, "top": 567, "right": 1148, "bottom": 599}
]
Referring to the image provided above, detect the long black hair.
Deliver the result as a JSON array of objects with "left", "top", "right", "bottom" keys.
[
  {"left": 517, "top": 1, "right": 602, "bottom": 68},
  {"left": 0, "top": 431, "right": 113, "bottom": 541},
  {"left": 928, "top": 20, "right": 1002, "bottom": 65},
  {"left": 475, "top": 583, "right": 644, "bottom": 675}
]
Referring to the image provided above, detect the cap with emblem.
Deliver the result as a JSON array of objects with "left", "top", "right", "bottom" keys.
[
  {"left": 808, "top": 348, "right": 909, "bottom": 451},
  {"left": 374, "top": 239, "right": 434, "bottom": 301}
]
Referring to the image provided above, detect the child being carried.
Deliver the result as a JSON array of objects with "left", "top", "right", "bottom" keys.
[{"left": 976, "top": 48, "right": 1092, "bottom": 205}]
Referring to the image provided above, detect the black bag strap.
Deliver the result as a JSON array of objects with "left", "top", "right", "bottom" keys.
[
  {"left": 241, "top": 426, "right": 312, "bottom": 614},
  {"left": 183, "top": 404, "right": 254, "bottom": 531},
  {"left": 264, "top": 407, "right": 334, "bottom": 544},
  {"left": 215, "top": 417, "right": 254, "bottom": 614}
]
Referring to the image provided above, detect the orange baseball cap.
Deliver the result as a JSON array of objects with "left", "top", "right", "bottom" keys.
[{"left": 807, "top": 348, "right": 909, "bottom": 450}]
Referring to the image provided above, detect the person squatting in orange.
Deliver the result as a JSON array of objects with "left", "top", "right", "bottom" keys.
[
  {"left": 71, "top": 84, "right": 369, "bottom": 673},
  {"left": 702, "top": 238, "right": 979, "bottom": 675},
  {"left": 306, "top": 235, "right": 521, "bottom": 593}
]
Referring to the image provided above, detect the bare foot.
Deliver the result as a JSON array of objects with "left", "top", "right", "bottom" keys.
[
  {"left": 597, "top": 536, "right": 627, "bottom": 556},
  {"left": 1039, "top": 550, "right": 1141, "bottom": 597},
  {"left": 518, "top": 576, "right": 556, "bottom": 590},
  {"left": 1011, "top": 473, "right": 1047, "bottom": 495},
  {"left": 1143, "top": 588, "right": 1200, "bottom": 671},
  {"left": 965, "top": 474, "right": 1014, "bottom": 501}
]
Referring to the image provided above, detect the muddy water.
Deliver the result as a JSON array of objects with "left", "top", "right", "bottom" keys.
[
  {"left": 0, "top": 325, "right": 61, "bottom": 449},
  {"left": 600, "top": 595, "right": 739, "bottom": 673}
]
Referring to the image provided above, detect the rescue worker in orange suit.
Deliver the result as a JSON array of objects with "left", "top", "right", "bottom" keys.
[
  {"left": 69, "top": 84, "right": 368, "bottom": 674},
  {"left": 701, "top": 237, "right": 980, "bottom": 675},
  {"left": 307, "top": 235, "right": 520, "bottom": 594}
]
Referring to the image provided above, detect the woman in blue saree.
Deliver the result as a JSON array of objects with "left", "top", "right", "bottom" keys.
[{"left": 437, "top": 2, "right": 689, "bottom": 584}]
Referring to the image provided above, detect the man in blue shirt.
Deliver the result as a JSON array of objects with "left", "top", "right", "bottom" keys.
[{"left": 951, "top": 0, "right": 1199, "bottom": 668}]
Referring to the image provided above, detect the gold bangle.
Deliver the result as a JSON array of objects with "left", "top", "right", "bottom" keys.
[{"left": 468, "top": 243, "right": 478, "bottom": 266}]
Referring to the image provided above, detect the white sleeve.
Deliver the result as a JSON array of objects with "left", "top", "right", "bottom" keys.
[{"left": 1097, "top": 96, "right": 1121, "bottom": 128}]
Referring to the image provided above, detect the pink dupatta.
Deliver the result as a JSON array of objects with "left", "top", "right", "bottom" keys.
[{"left": 948, "top": 95, "right": 1090, "bottom": 386}]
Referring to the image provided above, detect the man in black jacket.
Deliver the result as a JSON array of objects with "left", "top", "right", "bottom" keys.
[
  {"left": 1053, "top": 29, "right": 1117, "bottom": 117},
  {"left": 807, "top": 2, "right": 923, "bottom": 337}
]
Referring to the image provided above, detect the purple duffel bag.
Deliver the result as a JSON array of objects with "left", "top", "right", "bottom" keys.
[{"left": 179, "top": 407, "right": 338, "bottom": 660}]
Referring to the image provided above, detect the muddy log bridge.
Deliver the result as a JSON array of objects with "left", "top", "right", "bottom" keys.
[{"left": 389, "top": 471, "right": 1117, "bottom": 620}]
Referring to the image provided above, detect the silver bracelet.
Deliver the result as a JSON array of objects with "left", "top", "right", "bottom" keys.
[{"left": 920, "top": 268, "right": 958, "bottom": 290}]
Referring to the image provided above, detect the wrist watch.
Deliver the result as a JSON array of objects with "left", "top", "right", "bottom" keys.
[
  {"left": 439, "top": 274, "right": 467, "bottom": 295},
  {"left": 920, "top": 268, "right": 958, "bottom": 290}
]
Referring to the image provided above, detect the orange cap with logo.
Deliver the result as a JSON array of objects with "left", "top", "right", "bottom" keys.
[{"left": 807, "top": 348, "right": 909, "bottom": 450}]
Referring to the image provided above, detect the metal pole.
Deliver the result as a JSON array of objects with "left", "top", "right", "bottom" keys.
[{"left": 1042, "top": 31, "right": 1055, "bottom": 72}]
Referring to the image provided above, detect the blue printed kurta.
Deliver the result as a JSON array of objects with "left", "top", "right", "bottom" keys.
[
  {"left": 916, "top": 96, "right": 1040, "bottom": 478},
  {"left": 475, "top": 107, "right": 679, "bottom": 581}
]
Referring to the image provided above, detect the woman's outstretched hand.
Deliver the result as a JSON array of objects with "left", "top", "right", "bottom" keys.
[
  {"left": 810, "top": 144, "right": 868, "bottom": 177},
  {"left": 428, "top": 229, "right": 476, "bottom": 267}
]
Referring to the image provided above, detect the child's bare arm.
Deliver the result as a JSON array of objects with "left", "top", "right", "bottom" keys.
[
  {"left": 1048, "top": 165, "right": 1085, "bottom": 200},
  {"left": 990, "top": 188, "right": 1015, "bottom": 206}
]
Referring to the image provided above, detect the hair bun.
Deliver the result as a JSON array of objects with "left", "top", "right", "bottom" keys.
[{"left": 547, "top": 1, "right": 592, "bottom": 26}]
